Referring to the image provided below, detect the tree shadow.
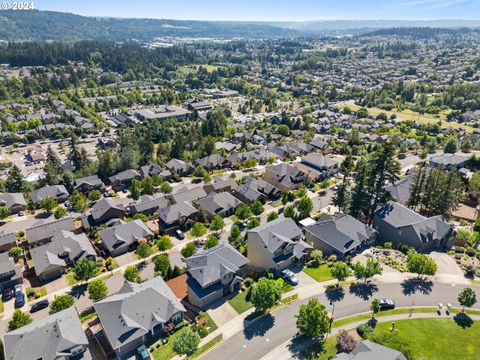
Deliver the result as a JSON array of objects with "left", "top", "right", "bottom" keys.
[
  {"left": 349, "top": 282, "right": 379, "bottom": 301},
  {"left": 293, "top": 338, "right": 326, "bottom": 360},
  {"left": 243, "top": 313, "right": 275, "bottom": 340},
  {"left": 69, "top": 283, "right": 87, "bottom": 299},
  {"left": 401, "top": 278, "right": 433, "bottom": 296},
  {"left": 454, "top": 313, "right": 474, "bottom": 329},
  {"left": 325, "top": 285, "right": 345, "bottom": 304}
]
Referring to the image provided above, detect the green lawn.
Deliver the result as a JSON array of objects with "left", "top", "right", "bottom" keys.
[
  {"left": 372, "top": 318, "right": 480, "bottom": 359},
  {"left": 303, "top": 265, "right": 333, "bottom": 282},
  {"left": 150, "top": 331, "right": 181, "bottom": 360},
  {"left": 228, "top": 291, "right": 253, "bottom": 314},
  {"left": 66, "top": 273, "right": 80, "bottom": 286},
  {"left": 199, "top": 311, "right": 218, "bottom": 333},
  {"left": 0, "top": 300, "right": 4, "bottom": 313}
]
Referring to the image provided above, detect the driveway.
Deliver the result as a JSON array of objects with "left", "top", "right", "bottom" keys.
[{"left": 429, "top": 251, "right": 469, "bottom": 285}]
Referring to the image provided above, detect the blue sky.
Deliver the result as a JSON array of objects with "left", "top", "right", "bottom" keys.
[{"left": 34, "top": 0, "right": 480, "bottom": 21}]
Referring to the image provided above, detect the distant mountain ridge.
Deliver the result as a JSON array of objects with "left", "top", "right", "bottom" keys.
[{"left": 1, "top": 10, "right": 480, "bottom": 41}]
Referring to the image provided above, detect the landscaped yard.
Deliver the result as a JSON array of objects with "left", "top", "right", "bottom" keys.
[
  {"left": 151, "top": 331, "right": 181, "bottom": 360},
  {"left": 228, "top": 290, "right": 253, "bottom": 314},
  {"left": 372, "top": 318, "right": 480, "bottom": 359},
  {"left": 66, "top": 273, "right": 80, "bottom": 286},
  {"left": 199, "top": 311, "right": 218, "bottom": 333},
  {"left": 303, "top": 264, "right": 334, "bottom": 282}
]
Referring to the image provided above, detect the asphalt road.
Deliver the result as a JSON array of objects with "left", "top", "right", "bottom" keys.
[{"left": 202, "top": 282, "right": 480, "bottom": 360}]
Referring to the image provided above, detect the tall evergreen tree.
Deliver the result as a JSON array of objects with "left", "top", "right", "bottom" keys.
[
  {"left": 349, "top": 158, "right": 370, "bottom": 219},
  {"left": 6, "top": 165, "right": 24, "bottom": 193}
]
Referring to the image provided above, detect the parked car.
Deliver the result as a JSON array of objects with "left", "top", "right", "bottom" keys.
[
  {"left": 379, "top": 298, "right": 395, "bottom": 310},
  {"left": 64, "top": 200, "right": 71, "bottom": 207},
  {"left": 281, "top": 269, "right": 298, "bottom": 286},
  {"left": 15, "top": 292, "right": 25, "bottom": 308},
  {"left": 14, "top": 284, "right": 22, "bottom": 296},
  {"left": 17, "top": 211, "right": 24, "bottom": 217},
  {"left": 30, "top": 299, "right": 49, "bottom": 313},
  {"left": 2, "top": 288, "right": 14, "bottom": 301},
  {"left": 137, "top": 345, "right": 150, "bottom": 360},
  {"left": 175, "top": 229, "right": 185, "bottom": 240}
]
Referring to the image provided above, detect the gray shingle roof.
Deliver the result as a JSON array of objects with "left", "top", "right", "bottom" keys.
[
  {"left": 25, "top": 217, "right": 75, "bottom": 244},
  {"left": 158, "top": 202, "right": 197, "bottom": 225},
  {"left": 108, "top": 169, "right": 141, "bottom": 184},
  {"left": 186, "top": 243, "right": 248, "bottom": 288},
  {"left": 73, "top": 175, "right": 104, "bottom": 189},
  {"left": 128, "top": 194, "right": 168, "bottom": 214},
  {"left": 247, "top": 217, "right": 302, "bottom": 254},
  {"left": 333, "top": 340, "right": 407, "bottom": 360},
  {"left": 195, "top": 192, "right": 243, "bottom": 216},
  {"left": 30, "top": 185, "right": 69, "bottom": 204},
  {"left": 4, "top": 307, "right": 89, "bottom": 360},
  {"left": 99, "top": 219, "right": 153, "bottom": 253},
  {"left": 94, "top": 277, "right": 185, "bottom": 351},
  {"left": 171, "top": 186, "right": 207, "bottom": 204},
  {"left": 90, "top": 198, "right": 127, "bottom": 222},
  {"left": 0, "top": 193, "right": 26, "bottom": 210},
  {"left": 30, "top": 230, "right": 96, "bottom": 276},
  {"left": 0, "top": 253, "right": 22, "bottom": 283},
  {"left": 195, "top": 154, "right": 227, "bottom": 168},
  {"left": 384, "top": 174, "right": 415, "bottom": 204},
  {"left": 304, "top": 213, "right": 375, "bottom": 254}
]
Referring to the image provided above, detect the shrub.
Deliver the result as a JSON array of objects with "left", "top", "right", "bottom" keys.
[
  {"left": 383, "top": 242, "right": 393, "bottom": 249},
  {"left": 466, "top": 247, "right": 477, "bottom": 257},
  {"left": 26, "top": 288, "right": 35, "bottom": 298},
  {"left": 197, "top": 324, "right": 208, "bottom": 338},
  {"left": 336, "top": 331, "right": 357, "bottom": 353},
  {"left": 328, "top": 254, "right": 337, "bottom": 262},
  {"left": 454, "top": 246, "right": 465, "bottom": 254},
  {"left": 174, "top": 320, "right": 188, "bottom": 332},
  {"left": 356, "top": 323, "right": 374, "bottom": 338},
  {"left": 242, "top": 277, "right": 254, "bottom": 289}
]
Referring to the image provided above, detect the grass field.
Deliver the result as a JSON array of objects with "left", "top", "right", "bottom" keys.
[
  {"left": 373, "top": 318, "right": 480, "bottom": 359},
  {"left": 303, "top": 265, "right": 334, "bottom": 282},
  {"left": 337, "top": 102, "right": 476, "bottom": 133}
]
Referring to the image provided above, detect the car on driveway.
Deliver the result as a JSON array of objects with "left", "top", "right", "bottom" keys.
[
  {"left": 137, "top": 345, "right": 150, "bottom": 359},
  {"left": 379, "top": 298, "right": 395, "bottom": 310},
  {"left": 15, "top": 292, "right": 25, "bottom": 308},
  {"left": 281, "top": 269, "right": 298, "bottom": 286},
  {"left": 175, "top": 229, "right": 185, "bottom": 240},
  {"left": 14, "top": 284, "right": 22, "bottom": 295},
  {"left": 2, "top": 288, "right": 14, "bottom": 301},
  {"left": 30, "top": 299, "right": 49, "bottom": 313}
]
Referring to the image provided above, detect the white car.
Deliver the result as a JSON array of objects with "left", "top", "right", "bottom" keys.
[{"left": 281, "top": 269, "right": 298, "bottom": 286}]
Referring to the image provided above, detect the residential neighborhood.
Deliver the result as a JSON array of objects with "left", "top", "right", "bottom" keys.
[{"left": 0, "top": 3, "right": 479, "bottom": 360}]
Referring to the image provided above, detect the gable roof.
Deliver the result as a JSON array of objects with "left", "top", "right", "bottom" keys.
[
  {"left": 99, "top": 219, "right": 153, "bottom": 252},
  {"left": 247, "top": 217, "right": 302, "bottom": 254},
  {"left": 158, "top": 202, "right": 197, "bottom": 225},
  {"left": 195, "top": 154, "right": 227, "bottom": 168},
  {"left": 90, "top": 198, "right": 127, "bottom": 222},
  {"left": 374, "top": 202, "right": 453, "bottom": 244},
  {"left": 4, "top": 307, "right": 89, "bottom": 360},
  {"left": 304, "top": 213, "right": 376, "bottom": 254},
  {"left": 186, "top": 243, "right": 248, "bottom": 288},
  {"left": 171, "top": 186, "right": 207, "bottom": 205},
  {"left": 25, "top": 217, "right": 76, "bottom": 244},
  {"left": 94, "top": 277, "right": 185, "bottom": 351},
  {"left": 128, "top": 194, "right": 168, "bottom": 214},
  {"left": 384, "top": 174, "right": 415, "bottom": 205},
  {"left": 333, "top": 340, "right": 407, "bottom": 360},
  {"left": 108, "top": 169, "right": 141, "bottom": 184},
  {"left": 73, "top": 175, "right": 104, "bottom": 189},
  {"left": 30, "top": 185, "right": 69, "bottom": 204},
  {"left": 30, "top": 230, "right": 96, "bottom": 276},
  {"left": 0, "top": 193, "right": 26, "bottom": 209},
  {"left": 195, "top": 192, "right": 243, "bottom": 215}
]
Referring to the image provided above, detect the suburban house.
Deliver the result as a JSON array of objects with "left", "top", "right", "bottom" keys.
[
  {"left": 3, "top": 307, "right": 91, "bottom": 360},
  {"left": 384, "top": 173, "right": 415, "bottom": 205},
  {"left": 195, "top": 192, "right": 243, "bottom": 219},
  {"left": 429, "top": 153, "right": 467, "bottom": 170},
  {"left": 30, "top": 230, "right": 96, "bottom": 282},
  {"left": 99, "top": 219, "right": 153, "bottom": 257},
  {"left": 25, "top": 217, "right": 76, "bottom": 247},
  {"left": 246, "top": 217, "right": 312, "bottom": 273},
  {"left": 72, "top": 175, "right": 105, "bottom": 194},
  {"left": 165, "top": 158, "right": 192, "bottom": 176},
  {"left": 303, "top": 213, "right": 377, "bottom": 258},
  {"left": 294, "top": 153, "right": 341, "bottom": 180},
  {"left": 31, "top": 185, "right": 69, "bottom": 205},
  {"left": 203, "top": 178, "right": 237, "bottom": 194},
  {"left": 194, "top": 154, "right": 228, "bottom": 170},
  {"left": 94, "top": 277, "right": 185, "bottom": 357},
  {"left": 127, "top": 194, "right": 168, "bottom": 216},
  {"left": 0, "top": 193, "right": 26, "bottom": 214},
  {"left": 373, "top": 202, "right": 455, "bottom": 250},
  {"left": 108, "top": 169, "right": 142, "bottom": 191},
  {"left": 158, "top": 202, "right": 198, "bottom": 234},
  {"left": 82, "top": 198, "right": 128, "bottom": 229},
  {"left": 186, "top": 243, "right": 249, "bottom": 308},
  {"left": 0, "top": 253, "right": 23, "bottom": 291},
  {"left": 265, "top": 163, "right": 308, "bottom": 190},
  {"left": 0, "top": 232, "right": 17, "bottom": 253},
  {"left": 231, "top": 176, "right": 281, "bottom": 204},
  {"left": 171, "top": 186, "right": 208, "bottom": 205},
  {"left": 333, "top": 340, "right": 407, "bottom": 360}
]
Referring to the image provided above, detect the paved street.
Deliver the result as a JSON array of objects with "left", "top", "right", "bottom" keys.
[{"left": 202, "top": 282, "right": 480, "bottom": 360}]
